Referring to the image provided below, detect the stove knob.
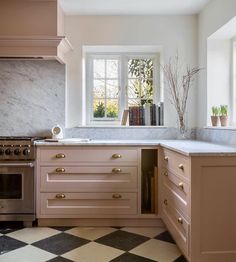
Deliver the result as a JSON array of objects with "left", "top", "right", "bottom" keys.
[
  {"left": 23, "top": 148, "right": 30, "bottom": 156},
  {"left": 14, "top": 148, "right": 21, "bottom": 155},
  {"left": 0, "top": 148, "right": 4, "bottom": 155},
  {"left": 5, "top": 148, "right": 13, "bottom": 155}
]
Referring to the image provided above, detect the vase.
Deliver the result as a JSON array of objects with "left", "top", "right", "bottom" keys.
[
  {"left": 219, "top": 116, "right": 228, "bottom": 126},
  {"left": 211, "top": 116, "right": 219, "bottom": 126}
]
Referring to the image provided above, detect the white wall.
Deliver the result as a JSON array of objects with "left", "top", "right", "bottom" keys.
[
  {"left": 207, "top": 39, "right": 231, "bottom": 123},
  {"left": 65, "top": 15, "right": 198, "bottom": 128},
  {"left": 198, "top": 0, "right": 236, "bottom": 126}
]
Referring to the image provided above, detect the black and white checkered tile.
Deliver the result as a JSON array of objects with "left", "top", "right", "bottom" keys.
[{"left": 0, "top": 222, "right": 187, "bottom": 262}]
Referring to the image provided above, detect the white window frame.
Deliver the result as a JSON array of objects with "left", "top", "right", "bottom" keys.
[
  {"left": 85, "top": 49, "right": 161, "bottom": 125},
  {"left": 232, "top": 39, "right": 236, "bottom": 125}
]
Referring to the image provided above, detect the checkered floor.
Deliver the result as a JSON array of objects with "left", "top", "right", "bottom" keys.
[{"left": 0, "top": 222, "right": 187, "bottom": 262}]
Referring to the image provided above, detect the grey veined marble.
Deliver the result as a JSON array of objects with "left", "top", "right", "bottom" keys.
[{"left": 0, "top": 60, "right": 65, "bottom": 136}]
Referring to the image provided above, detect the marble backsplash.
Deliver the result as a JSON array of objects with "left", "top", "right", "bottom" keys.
[
  {"left": 196, "top": 128, "right": 236, "bottom": 146},
  {"left": 65, "top": 126, "right": 178, "bottom": 140},
  {"left": 0, "top": 60, "right": 65, "bottom": 136}
]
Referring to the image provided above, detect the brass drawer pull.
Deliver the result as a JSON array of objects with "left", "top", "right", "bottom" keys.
[
  {"left": 56, "top": 168, "right": 65, "bottom": 173},
  {"left": 178, "top": 217, "right": 183, "bottom": 224},
  {"left": 112, "top": 154, "right": 122, "bottom": 159},
  {"left": 178, "top": 164, "right": 184, "bottom": 170},
  {"left": 178, "top": 182, "right": 184, "bottom": 190},
  {"left": 163, "top": 171, "right": 168, "bottom": 176},
  {"left": 112, "top": 193, "right": 122, "bottom": 199},
  {"left": 55, "top": 193, "right": 66, "bottom": 199},
  {"left": 164, "top": 156, "right": 169, "bottom": 161},
  {"left": 164, "top": 199, "right": 168, "bottom": 206},
  {"left": 112, "top": 168, "right": 122, "bottom": 173},
  {"left": 56, "top": 153, "right": 66, "bottom": 159}
]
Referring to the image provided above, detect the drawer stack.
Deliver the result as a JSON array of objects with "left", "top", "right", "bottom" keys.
[
  {"left": 37, "top": 147, "right": 139, "bottom": 218},
  {"left": 159, "top": 148, "right": 191, "bottom": 259}
]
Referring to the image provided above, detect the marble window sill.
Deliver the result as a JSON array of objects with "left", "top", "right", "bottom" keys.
[{"left": 204, "top": 126, "right": 236, "bottom": 131}]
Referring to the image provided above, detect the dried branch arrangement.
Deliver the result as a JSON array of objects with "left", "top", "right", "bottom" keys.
[{"left": 162, "top": 54, "right": 202, "bottom": 136}]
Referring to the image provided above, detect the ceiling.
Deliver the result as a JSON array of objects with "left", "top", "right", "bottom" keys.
[{"left": 59, "top": 0, "right": 211, "bottom": 15}]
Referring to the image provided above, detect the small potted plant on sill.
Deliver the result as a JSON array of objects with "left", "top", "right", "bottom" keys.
[
  {"left": 219, "top": 105, "right": 228, "bottom": 126},
  {"left": 211, "top": 106, "right": 219, "bottom": 126}
]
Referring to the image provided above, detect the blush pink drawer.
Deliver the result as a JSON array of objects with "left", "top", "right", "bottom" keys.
[
  {"left": 40, "top": 166, "right": 138, "bottom": 192},
  {"left": 162, "top": 178, "right": 189, "bottom": 218},
  {"left": 39, "top": 147, "right": 138, "bottom": 164},
  {"left": 40, "top": 192, "right": 137, "bottom": 215},
  {"left": 162, "top": 200, "right": 189, "bottom": 258},
  {"left": 163, "top": 149, "right": 191, "bottom": 180}
]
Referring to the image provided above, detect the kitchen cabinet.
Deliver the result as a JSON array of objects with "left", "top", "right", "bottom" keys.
[
  {"left": 159, "top": 147, "right": 236, "bottom": 262},
  {"left": 36, "top": 146, "right": 160, "bottom": 227}
]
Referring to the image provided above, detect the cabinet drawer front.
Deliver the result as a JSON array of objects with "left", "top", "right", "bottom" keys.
[
  {"left": 162, "top": 169, "right": 190, "bottom": 201},
  {"left": 162, "top": 180, "right": 189, "bottom": 218},
  {"left": 40, "top": 192, "right": 137, "bottom": 215},
  {"left": 40, "top": 166, "right": 138, "bottom": 192},
  {"left": 40, "top": 148, "right": 138, "bottom": 163},
  {"left": 162, "top": 200, "right": 189, "bottom": 258},
  {"left": 163, "top": 149, "right": 190, "bottom": 179}
]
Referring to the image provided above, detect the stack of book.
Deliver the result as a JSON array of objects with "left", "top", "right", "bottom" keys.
[{"left": 128, "top": 103, "right": 164, "bottom": 126}]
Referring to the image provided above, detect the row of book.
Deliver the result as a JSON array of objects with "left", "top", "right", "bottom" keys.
[{"left": 128, "top": 103, "right": 164, "bottom": 126}]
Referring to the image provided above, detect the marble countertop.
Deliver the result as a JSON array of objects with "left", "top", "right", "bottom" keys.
[{"left": 35, "top": 139, "right": 236, "bottom": 156}]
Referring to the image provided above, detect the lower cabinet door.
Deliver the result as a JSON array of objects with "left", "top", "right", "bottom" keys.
[{"left": 40, "top": 192, "right": 137, "bottom": 216}]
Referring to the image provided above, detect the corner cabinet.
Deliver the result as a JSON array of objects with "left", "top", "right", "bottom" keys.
[
  {"left": 36, "top": 146, "right": 161, "bottom": 227},
  {"left": 159, "top": 147, "right": 236, "bottom": 262}
]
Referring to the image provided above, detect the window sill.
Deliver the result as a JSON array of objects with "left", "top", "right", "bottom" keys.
[
  {"left": 74, "top": 125, "right": 168, "bottom": 129},
  {"left": 204, "top": 126, "right": 236, "bottom": 131}
]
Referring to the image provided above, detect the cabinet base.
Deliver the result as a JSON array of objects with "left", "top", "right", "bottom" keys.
[{"left": 37, "top": 218, "right": 164, "bottom": 227}]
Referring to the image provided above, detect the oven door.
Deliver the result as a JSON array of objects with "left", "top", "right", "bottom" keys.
[{"left": 0, "top": 162, "right": 34, "bottom": 214}]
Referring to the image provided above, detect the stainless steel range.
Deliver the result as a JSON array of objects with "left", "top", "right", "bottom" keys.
[{"left": 0, "top": 136, "right": 41, "bottom": 224}]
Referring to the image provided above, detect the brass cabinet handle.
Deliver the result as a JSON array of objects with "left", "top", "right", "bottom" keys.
[
  {"left": 112, "top": 168, "right": 122, "bottom": 173},
  {"left": 112, "top": 154, "right": 122, "bottom": 159},
  {"left": 164, "top": 199, "right": 168, "bottom": 206},
  {"left": 164, "top": 156, "right": 169, "bottom": 161},
  {"left": 178, "top": 164, "right": 184, "bottom": 171},
  {"left": 56, "top": 153, "right": 66, "bottom": 159},
  {"left": 163, "top": 171, "right": 168, "bottom": 177},
  {"left": 178, "top": 182, "right": 184, "bottom": 190},
  {"left": 56, "top": 168, "right": 65, "bottom": 173},
  {"left": 178, "top": 217, "right": 183, "bottom": 224},
  {"left": 55, "top": 193, "right": 66, "bottom": 199},
  {"left": 112, "top": 193, "right": 122, "bottom": 199}
]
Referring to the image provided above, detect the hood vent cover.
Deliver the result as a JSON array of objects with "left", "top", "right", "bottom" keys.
[{"left": 0, "top": 36, "right": 72, "bottom": 63}]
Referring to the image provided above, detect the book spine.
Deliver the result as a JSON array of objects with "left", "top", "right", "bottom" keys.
[
  {"left": 129, "top": 107, "right": 133, "bottom": 126},
  {"left": 160, "top": 102, "right": 164, "bottom": 126}
]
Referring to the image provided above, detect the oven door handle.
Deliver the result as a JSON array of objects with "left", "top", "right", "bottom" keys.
[{"left": 0, "top": 162, "right": 34, "bottom": 167}]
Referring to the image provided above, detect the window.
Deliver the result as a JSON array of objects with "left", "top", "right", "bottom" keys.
[{"left": 86, "top": 52, "right": 160, "bottom": 124}]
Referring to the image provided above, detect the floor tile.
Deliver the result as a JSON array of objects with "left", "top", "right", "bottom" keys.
[
  {"left": 0, "top": 221, "right": 24, "bottom": 234},
  {"left": 0, "top": 235, "right": 27, "bottom": 255},
  {"left": 7, "top": 227, "right": 61, "bottom": 244},
  {"left": 32, "top": 232, "right": 90, "bottom": 255},
  {"left": 96, "top": 230, "right": 149, "bottom": 251},
  {"left": 46, "top": 256, "right": 74, "bottom": 262},
  {"left": 121, "top": 227, "right": 166, "bottom": 238},
  {"left": 173, "top": 255, "right": 188, "bottom": 262},
  {"left": 51, "top": 227, "right": 74, "bottom": 232},
  {"left": 130, "top": 239, "right": 182, "bottom": 262},
  {"left": 110, "top": 252, "right": 157, "bottom": 262},
  {"left": 0, "top": 245, "right": 56, "bottom": 262},
  {"left": 66, "top": 227, "right": 117, "bottom": 241},
  {"left": 62, "top": 242, "right": 124, "bottom": 262},
  {"left": 154, "top": 231, "right": 176, "bottom": 244}
]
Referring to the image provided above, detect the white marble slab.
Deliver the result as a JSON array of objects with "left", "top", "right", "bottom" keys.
[{"left": 35, "top": 139, "right": 236, "bottom": 156}]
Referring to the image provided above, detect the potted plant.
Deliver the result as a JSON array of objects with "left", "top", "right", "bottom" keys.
[
  {"left": 219, "top": 105, "right": 228, "bottom": 126},
  {"left": 211, "top": 106, "right": 219, "bottom": 126}
]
